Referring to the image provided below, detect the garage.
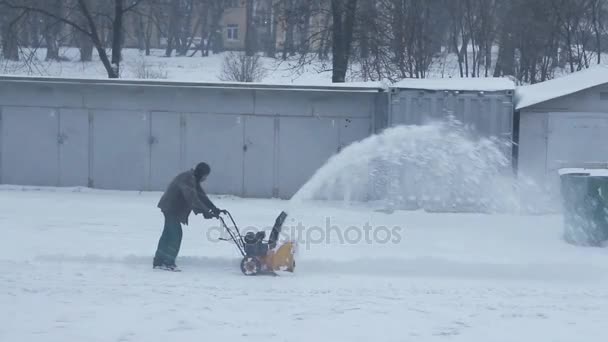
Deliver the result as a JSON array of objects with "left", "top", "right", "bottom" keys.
[{"left": 515, "top": 65, "right": 608, "bottom": 195}]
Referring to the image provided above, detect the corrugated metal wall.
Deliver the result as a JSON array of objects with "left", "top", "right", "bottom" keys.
[
  {"left": 0, "top": 77, "right": 387, "bottom": 199},
  {"left": 388, "top": 87, "right": 514, "bottom": 150},
  {"left": 380, "top": 86, "right": 516, "bottom": 212}
]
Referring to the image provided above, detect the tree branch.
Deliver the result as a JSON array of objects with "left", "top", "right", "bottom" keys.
[
  {"left": 124, "top": 0, "right": 145, "bottom": 13},
  {"left": 0, "top": 0, "right": 92, "bottom": 37}
]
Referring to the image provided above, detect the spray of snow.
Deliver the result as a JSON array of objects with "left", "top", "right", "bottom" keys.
[{"left": 288, "top": 117, "right": 555, "bottom": 215}]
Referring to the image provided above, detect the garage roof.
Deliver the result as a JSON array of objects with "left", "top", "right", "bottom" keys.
[
  {"left": 559, "top": 168, "right": 608, "bottom": 177},
  {"left": 515, "top": 65, "right": 608, "bottom": 110},
  {"left": 393, "top": 77, "right": 516, "bottom": 91}
]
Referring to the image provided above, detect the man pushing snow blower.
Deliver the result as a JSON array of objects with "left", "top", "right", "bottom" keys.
[
  {"left": 153, "top": 161, "right": 296, "bottom": 275},
  {"left": 153, "top": 162, "right": 224, "bottom": 271}
]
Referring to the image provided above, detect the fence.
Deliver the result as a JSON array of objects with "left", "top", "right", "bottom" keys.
[{"left": 0, "top": 76, "right": 387, "bottom": 199}]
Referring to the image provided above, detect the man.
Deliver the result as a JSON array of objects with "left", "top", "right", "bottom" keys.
[{"left": 153, "top": 162, "right": 224, "bottom": 271}]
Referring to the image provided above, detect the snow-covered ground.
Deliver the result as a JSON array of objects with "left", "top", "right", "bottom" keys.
[
  {"left": 0, "top": 46, "right": 590, "bottom": 85},
  {"left": 1, "top": 185, "right": 608, "bottom": 342},
  {"left": 0, "top": 48, "right": 344, "bottom": 84}
]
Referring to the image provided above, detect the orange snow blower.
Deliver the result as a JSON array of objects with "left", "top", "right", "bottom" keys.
[{"left": 218, "top": 210, "right": 296, "bottom": 276}]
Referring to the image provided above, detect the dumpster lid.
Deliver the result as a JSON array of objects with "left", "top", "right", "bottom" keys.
[{"left": 559, "top": 168, "right": 608, "bottom": 176}]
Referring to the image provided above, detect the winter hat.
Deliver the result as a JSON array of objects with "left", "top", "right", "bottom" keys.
[{"left": 194, "top": 162, "right": 211, "bottom": 179}]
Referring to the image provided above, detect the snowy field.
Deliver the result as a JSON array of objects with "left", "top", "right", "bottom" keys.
[
  {"left": 4, "top": 46, "right": 599, "bottom": 85},
  {"left": 2, "top": 185, "right": 608, "bottom": 342},
  {"left": 0, "top": 48, "right": 352, "bottom": 84}
]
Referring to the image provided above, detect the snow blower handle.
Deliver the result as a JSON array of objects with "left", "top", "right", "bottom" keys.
[
  {"left": 217, "top": 209, "right": 239, "bottom": 232},
  {"left": 215, "top": 209, "right": 247, "bottom": 257}
]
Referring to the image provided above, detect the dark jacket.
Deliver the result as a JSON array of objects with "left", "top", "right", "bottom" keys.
[{"left": 157, "top": 169, "right": 218, "bottom": 224}]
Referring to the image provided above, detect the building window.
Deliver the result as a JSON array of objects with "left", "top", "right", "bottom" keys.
[{"left": 227, "top": 24, "right": 239, "bottom": 41}]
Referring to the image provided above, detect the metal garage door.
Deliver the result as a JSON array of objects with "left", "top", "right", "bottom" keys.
[
  {"left": 546, "top": 112, "right": 608, "bottom": 181},
  {"left": 278, "top": 117, "right": 339, "bottom": 199},
  {"left": 58, "top": 109, "right": 89, "bottom": 187},
  {"left": 183, "top": 113, "right": 243, "bottom": 196},
  {"left": 91, "top": 110, "right": 150, "bottom": 190},
  {"left": 243, "top": 116, "right": 276, "bottom": 198},
  {"left": 149, "top": 112, "right": 182, "bottom": 191},
  {"left": 1, "top": 107, "right": 59, "bottom": 186}
]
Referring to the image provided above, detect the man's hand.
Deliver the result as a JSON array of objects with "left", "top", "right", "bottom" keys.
[
  {"left": 211, "top": 208, "right": 226, "bottom": 218},
  {"left": 202, "top": 209, "right": 215, "bottom": 219}
]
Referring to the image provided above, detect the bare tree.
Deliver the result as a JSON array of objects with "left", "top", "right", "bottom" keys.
[
  {"left": 515, "top": 0, "right": 560, "bottom": 83},
  {"left": 185, "top": 0, "right": 226, "bottom": 57},
  {"left": 131, "top": 0, "right": 161, "bottom": 56},
  {"left": 331, "top": 0, "right": 358, "bottom": 82},
  {"left": 316, "top": 7, "right": 332, "bottom": 60},
  {"left": 297, "top": 0, "right": 312, "bottom": 53},
  {"left": 352, "top": 0, "right": 447, "bottom": 81},
  {"left": 280, "top": 0, "right": 297, "bottom": 60},
  {"left": 245, "top": 0, "right": 256, "bottom": 56},
  {"left": 165, "top": 0, "right": 204, "bottom": 56},
  {"left": 552, "top": 0, "right": 588, "bottom": 72},
  {"left": 40, "top": 0, "right": 65, "bottom": 61},
  {"left": 1, "top": 0, "right": 143, "bottom": 78},
  {"left": 493, "top": 0, "right": 516, "bottom": 77},
  {"left": 165, "top": 0, "right": 180, "bottom": 56},
  {"left": 260, "top": 0, "right": 278, "bottom": 57},
  {"left": 206, "top": 0, "right": 226, "bottom": 55},
  {"left": 474, "top": 0, "right": 499, "bottom": 77},
  {"left": 356, "top": 0, "right": 375, "bottom": 59},
  {"left": 590, "top": 0, "right": 605, "bottom": 64},
  {"left": 0, "top": 5, "right": 23, "bottom": 61}
]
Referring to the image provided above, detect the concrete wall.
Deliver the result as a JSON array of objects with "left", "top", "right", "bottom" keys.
[
  {"left": 518, "top": 84, "right": 608, "bottom": 192},
  {"left": 0, "top": 77, "right": 386, "bottom": 199}
]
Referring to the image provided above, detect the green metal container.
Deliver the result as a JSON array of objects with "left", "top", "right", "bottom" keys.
[{"left": 560, "top": 170, "right": 608, "bottom": 247}]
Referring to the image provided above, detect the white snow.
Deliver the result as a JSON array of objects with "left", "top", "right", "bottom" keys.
[
  {"left": 1, "top": 185, "right": 607, "bottom": 342},
  {"left": 3, "top": 47, "right": 608, "bottom": 100},
  {"left": 290, "top": 119, "right": 555, "bottom": 214},
  {"left": 393, "top": 77, "right": 516, "bottom": 92},
  {"left": 0, "top": 73, "right": 388, "bottom": 91},
  {"left": 0, "top": 48, "right": 355, "bottom": 85},
  {"left": 515, "top": 65, "right": 608, "bottom": 110}
]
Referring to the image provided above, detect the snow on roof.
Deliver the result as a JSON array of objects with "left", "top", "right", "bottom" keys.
[
  {"left": 393, "top": 77, "right": 516, "bottom": 92},
  {"left": 515, "top": 65, "right": 608, "bottom": 110},
  {"left": 0, "top": 74, "right": 387, "bottom": 91}
]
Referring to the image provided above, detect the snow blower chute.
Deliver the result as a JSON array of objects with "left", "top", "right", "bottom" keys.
[{"left": 218, "top": 210, "right": 296, "bottom": 276}]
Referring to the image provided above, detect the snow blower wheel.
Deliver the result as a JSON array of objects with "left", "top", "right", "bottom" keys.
[
  {"left": 217, "top": 210, "right": 296, "bottom": 276},
  {"left": 240, "top": 256, "right": 261, "bottom": 276}
]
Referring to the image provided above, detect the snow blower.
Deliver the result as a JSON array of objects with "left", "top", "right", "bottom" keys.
[{"left": 218, "top": 210, "right": 296, "bottom": 276}]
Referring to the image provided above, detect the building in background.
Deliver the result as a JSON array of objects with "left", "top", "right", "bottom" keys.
[
  {"left": 121, "top": 0, "right": 323, "bottom": 55},
  {"left": 515, "top": 66, "right": 608, "bottom": 194}
]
